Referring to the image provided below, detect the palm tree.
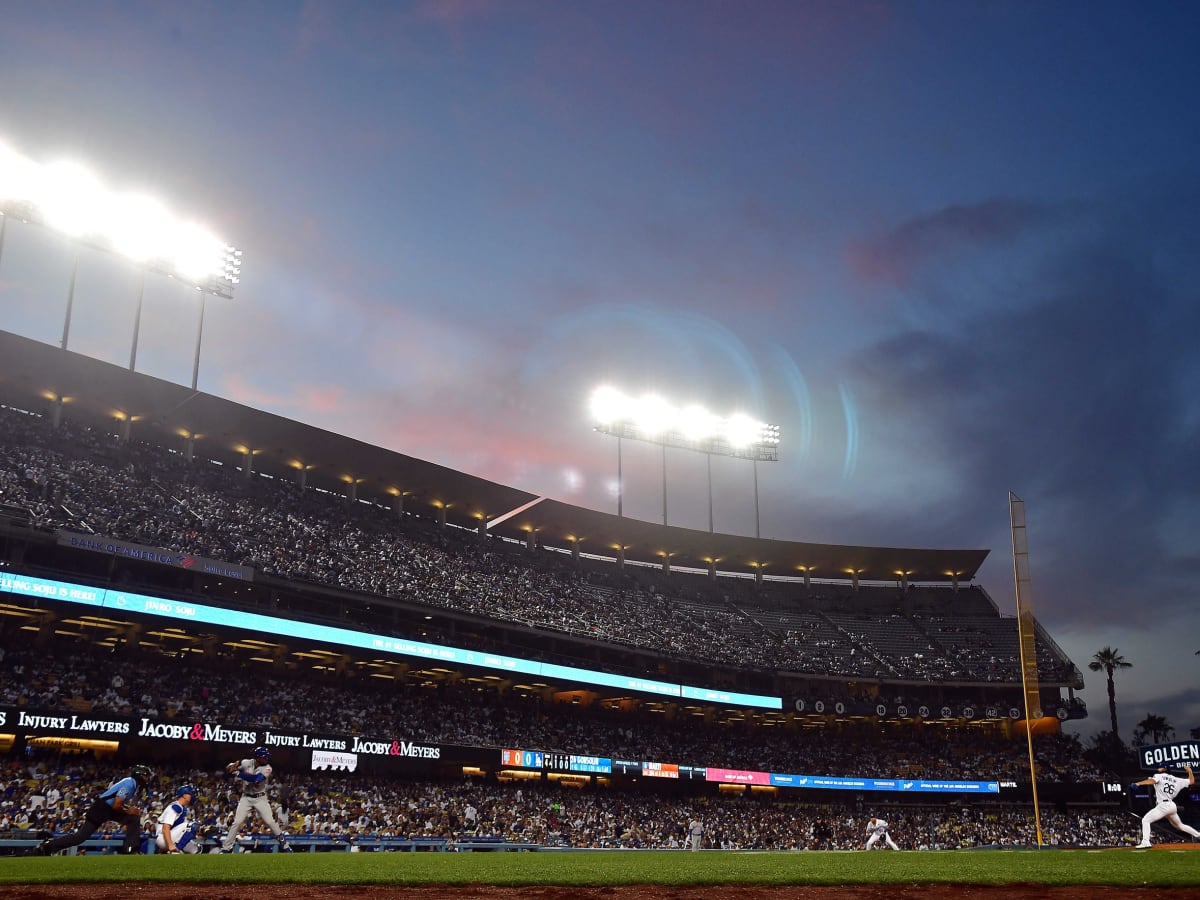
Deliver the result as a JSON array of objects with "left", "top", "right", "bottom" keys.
[
  {"left": 1089, "top": 646, "right": 1132, "bottom": 741},
  {"left": 1134, "top": 714, "right": 1174, "bottom": 745}
]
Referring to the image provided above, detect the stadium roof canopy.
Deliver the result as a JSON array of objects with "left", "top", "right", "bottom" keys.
[
  {"left": 0, "top": 329, "right": 988, "bottom": 584},
  {"left": 488, "top": 498, "right": 986, "bottom": 584}
]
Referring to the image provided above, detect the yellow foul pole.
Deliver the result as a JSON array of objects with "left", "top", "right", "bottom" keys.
[{"left": 1009, "top": 492, "right": 1044, "bottom": 847}]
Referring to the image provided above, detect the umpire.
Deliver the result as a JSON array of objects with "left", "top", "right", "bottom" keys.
[{"left": 36, "top": 764, "right": 155, "bottom": 855}]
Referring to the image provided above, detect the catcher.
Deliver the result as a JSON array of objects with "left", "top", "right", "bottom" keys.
[
  {"left": 36, "top": 764, "right": 154, "bottom": 855},
  {"left": 157, "top": 783, "right": 201, "bottom": 853}
]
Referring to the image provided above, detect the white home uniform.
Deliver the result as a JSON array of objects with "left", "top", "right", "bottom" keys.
[
  {"left": 220, "top": 756, "right": 290, "bottom": 852},
  {"left": 156, "top": 799, "right": 200, "bottom": 853},
  {"left": 865, "top": 817, "right": 899, "bottom": 850},
  {"left": 1138, "top": 769, "right": 1200, "bottom": 847}
]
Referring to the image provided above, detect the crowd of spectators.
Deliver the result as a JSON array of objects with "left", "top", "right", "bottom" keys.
[
  {"left": 0, "top": 406, "right": 1075, "bottom": 686},
  {"left": 0, "top": 406, "right": 1134, "bottom": 853},
  {"left": 0, "top": 628, "right": 1109, "bottom": 784},
  {"left": 0, "top": 758, "right": 1145, "bottom": 851}
]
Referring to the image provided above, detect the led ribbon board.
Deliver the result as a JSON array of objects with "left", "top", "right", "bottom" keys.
[{"left": 0, "top": 572, "right": 782, "bottom": 710}]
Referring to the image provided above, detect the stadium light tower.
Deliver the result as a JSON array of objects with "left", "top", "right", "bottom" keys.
[
  {"left": 589, "top": 386, "right": 780, "bottom": 535},
  {"left": 0, "top": 140, "right": 241, "bottom": 389}
]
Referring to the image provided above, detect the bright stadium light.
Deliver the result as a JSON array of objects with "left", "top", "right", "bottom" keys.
[
  {"left": 0, "top": 137, "right": 243, "bottom": 390},
  {"left": 724, "top": 412, "right": 763, "bottom": 448},
  {"left": 38, "top": 160, "right": 108, "bottom": 237},
  {"left": 589, "top": 385, "right": 625, "bottom": 425},
  {"left": 0, "top": 142, "right": 38, "bottom": 208},
  {"left": 0, "top": 140, "right": 241, "bottom": 298},
  {"left": 588, "top": 386, "right": 780, "bottom": 535},
  {"left": 588, "top": 386, "right": 779, "bottom": 461},
  {"left": 678, "top": 403, "right": 719, "bottom": 441},
  {"left": 109, "top": 193, "right": 174, "bottom": 262},
  {"left": 631, "top": 393, "right": 674, "bottom": 437},
  {"left": 172, "top": 220, "right": 231, "bottom": 283}
]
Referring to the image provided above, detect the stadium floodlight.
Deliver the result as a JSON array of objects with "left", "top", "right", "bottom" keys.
[
  {"left": 589, "top": 385, "right": 625, "bottom": 425},
  {"left": 678, "top": 404, "right": 719, "bottom": 441},
  {"left": 631, "top": 393, "right": 674, "bottom": 437},
  {"left": 109, "top": 193, "right": 174, "bottom": 263},
  {"left": 589, "top": 386, "right": 780, "bottom": 536},
  {"left": 0, "top": 138, "right": 242, "bottom": 390},
  {"left": 0, "top": 141, "right": 241, "bottom": 298},
  {"left": 589, "top": 386, "right": 780, "bottom": 461}
]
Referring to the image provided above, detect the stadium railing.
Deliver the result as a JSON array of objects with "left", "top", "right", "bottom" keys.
[{"left": 0, "top": 832, "right": 544, "bottom": 855}]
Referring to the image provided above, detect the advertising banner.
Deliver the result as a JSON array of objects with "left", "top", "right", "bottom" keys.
[
  {"left": 768, "top": 775, "right": 1000, "bottom": 793},
  {"left": 1, "top": 706, "right": 452, "bottom": 765},
  {"left": 312, "top": 750, "right": 358, "bottom": 772},
  {"left": 0, "top": 707, "right": 132, "bottom": 738},
  {"left": 705, "top": 767, "right": 771, "bottom": 786},
  {"left": 1139, "top": 741, "right": 1200, "bottom": 770},
  {"left": 58, "top": 531, "right": 255, "bottom": 581}
]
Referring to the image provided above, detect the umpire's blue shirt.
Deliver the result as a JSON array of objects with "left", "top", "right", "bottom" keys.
[{"left": 99, "top": 776, "right": 140, "bottom": 809}]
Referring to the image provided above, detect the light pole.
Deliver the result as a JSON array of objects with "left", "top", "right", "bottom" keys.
[
  {"left": 129, "top": 269, "right": 145, "bottom": 371},
  {"left": 192, "top": 289, "right": 207, "bottom": 390},
  {"left": 61, "top": 247, "right": 79, "bottom": 350},
  {"left": 753, "top": 458, "right": 761, "bottom": 540},
  {"left": 662, "top": 442, "right": 668, "bottom": 526},
  {"left": 707, "top": 452, "right": 713, "bottom": 534},
  {"left": 616, "top": 436, "right": 623, "bottom": 518}
]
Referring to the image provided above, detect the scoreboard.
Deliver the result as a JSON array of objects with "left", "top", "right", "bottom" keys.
[
  {"left": 567, "top": 754, "right": 612, "bottom": 774},
  {"left": 611, "top": 760, "right": 707, "bottom": 778},
  {"left": 500, "top": 748, "right": 544, "bottom": 769},
  {"left": 508, "top": 749, "right": 612, "bottom": 774},
  {"left": 501, "top": 747, "right": 996, "bottom": 793}
]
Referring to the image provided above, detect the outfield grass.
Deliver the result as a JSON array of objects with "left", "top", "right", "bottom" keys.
[{"left": 2, "top": 849, "right": 1199, "bottom": 888}]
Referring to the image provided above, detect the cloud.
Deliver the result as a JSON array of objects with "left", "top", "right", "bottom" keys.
[
  {"left": 846, "top": 198, "right": 1070, "bottom": 289},
  {"left": 221, "top": 374, "right": 347, "bottom": 416},
  {"left": 848, "top": 191, "right": 1199, "bottom": 591},
  {"left": 838, "top": 185, "right": 1200, "bottom": 736},
  {"left": 1139, "top": 684, "right": 1200, "bottom": 736}
]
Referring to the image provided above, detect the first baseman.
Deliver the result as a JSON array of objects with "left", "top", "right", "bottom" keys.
[
  {"left": 865, "top": 816, "right": 900, "bottom": 850},
  {"left": 219, "top": 747, "right": 292, "bottom": 852}
]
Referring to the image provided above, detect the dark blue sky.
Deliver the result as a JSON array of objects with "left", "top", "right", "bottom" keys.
[{"left": 2, "top": 1, "right": 1198, "bottom": 740}]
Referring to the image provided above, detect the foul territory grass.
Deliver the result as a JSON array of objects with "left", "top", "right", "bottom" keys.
[{"left": 2, "top": 850, "right": 1199, "bottom": 888}]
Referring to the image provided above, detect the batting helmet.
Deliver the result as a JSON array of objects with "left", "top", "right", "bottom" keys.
[
  {"left": 176, "top": 783, "right": 198, "bottom": 800},
  {"left": 131, "top": 764, "right": 155, "bottom": 784},
  {"left": 253, "top": 746, "right": 271, "bottom": 760}
]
